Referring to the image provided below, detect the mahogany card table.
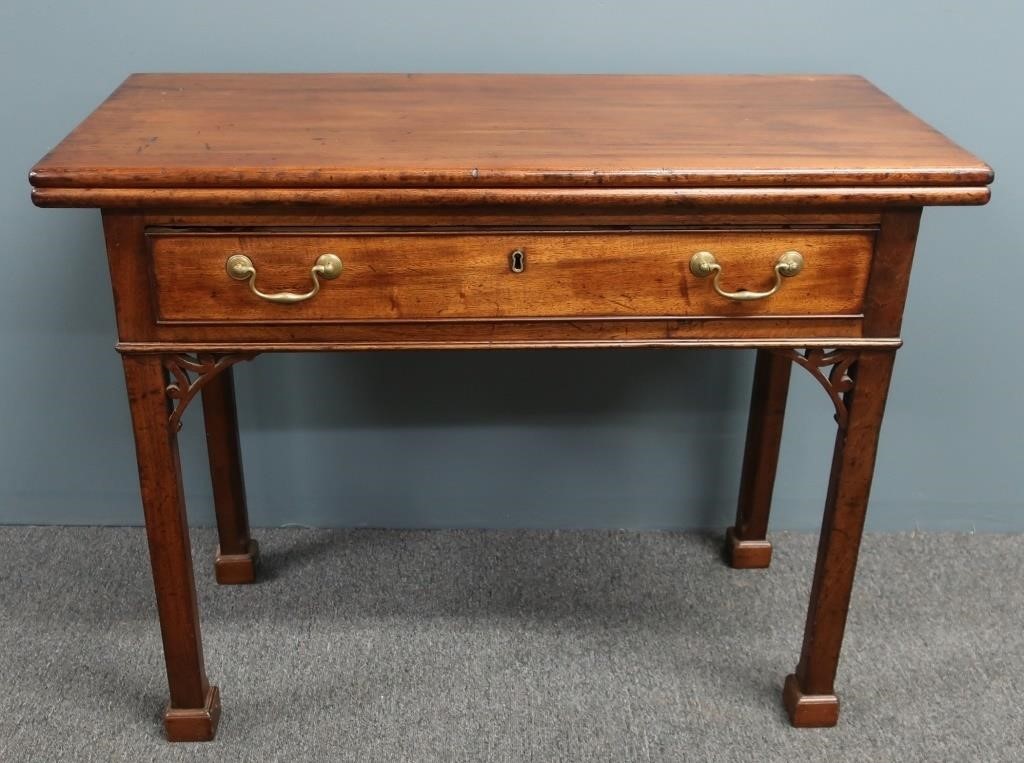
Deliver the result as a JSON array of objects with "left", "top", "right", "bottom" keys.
[{"left": 29, "top": 73, "right": 991, "bottom": 741}]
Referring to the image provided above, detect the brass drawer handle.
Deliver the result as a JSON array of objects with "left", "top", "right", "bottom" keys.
[
  {"left": 689, "top": 250, "right": 804, "bottom": 302},
  {"left": 225, "top": 253, "right": 342, "bottom": 304}
]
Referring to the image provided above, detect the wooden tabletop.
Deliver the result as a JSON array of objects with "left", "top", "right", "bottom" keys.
[{"left": 30, "top": 73, "right": 992, "bottom": 205}]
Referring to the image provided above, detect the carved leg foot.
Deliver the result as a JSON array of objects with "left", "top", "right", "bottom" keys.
[
  {"left": 215, "top": 539, "right": 260, "bottom": 584},
  {"left": 164, "top": 685, "right": 222, "bottom": 742},
  {"left": 725, "top": 526, "right": 773, "bottom": 568},
  {"left": 783, "top": 674, "right": 839, "bottom": 727}
]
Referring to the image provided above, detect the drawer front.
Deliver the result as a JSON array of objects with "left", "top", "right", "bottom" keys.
[{"left": 148, "top": 229, "right": 874, "bottom": 323}]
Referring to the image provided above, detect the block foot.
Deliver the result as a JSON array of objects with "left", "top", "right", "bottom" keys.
[
  {"left": 725, "top": 526, "right": 772, "bottom": 569},
  {"left": 215, "top": 539, "right": 260, "bottom": 584},
  {"left": 783, "top": 674, "right": 839, "bottom": 727},
  {"left": 164, "top": 685, "right": 221, "bottom": 742}
]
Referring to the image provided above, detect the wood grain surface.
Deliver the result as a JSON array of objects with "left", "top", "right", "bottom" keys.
[
  {"left": 31, "top": 74, "right": 991, "bottom": 198},
  {"left": 148, "top": 229, "right": 874, "bottom": 323}
]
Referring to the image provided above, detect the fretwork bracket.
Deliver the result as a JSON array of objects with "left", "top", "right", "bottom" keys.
[
  {"left": 770, "top": 349, "right": 858, "bottom": 430},
  {"left": 164, "top": 353, "right": 257, "bottom": 431}
]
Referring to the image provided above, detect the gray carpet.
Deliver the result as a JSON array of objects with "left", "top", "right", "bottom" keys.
[{"left": 0, "top": 528, "right": 1021, "bottom": 762}]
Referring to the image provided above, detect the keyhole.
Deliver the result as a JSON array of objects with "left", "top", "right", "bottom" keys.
[{"left": 510, "top": 249, "right": 525, "bottom": 273}]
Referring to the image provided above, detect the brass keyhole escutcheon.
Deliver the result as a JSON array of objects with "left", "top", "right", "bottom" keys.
[{"left": 510, "top": 248, "right": 526, "bottom": 273}]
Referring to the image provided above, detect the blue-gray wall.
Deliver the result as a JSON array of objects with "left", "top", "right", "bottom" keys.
[{"left": 1, "top": 1, "right": 1020, "bottom": 531}]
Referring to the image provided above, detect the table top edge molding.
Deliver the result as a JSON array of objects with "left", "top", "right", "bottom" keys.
[{"left": 31, "top": 185, "right": 990, "bottom": 209}]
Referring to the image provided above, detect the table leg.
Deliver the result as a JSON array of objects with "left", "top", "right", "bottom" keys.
[
  {"left": 201, "top": 367, "right": 259, "bottom": 584},
  {"left": 726, "top": 349, "right": 791, "bottom": 568},
  {"left": 784, "top": 349, "right": 895, "bottom": 727},
  {"left": 123, "top": 354, "right": 220, "bottom": 742}
]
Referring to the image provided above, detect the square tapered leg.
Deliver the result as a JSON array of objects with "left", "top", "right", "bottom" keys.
[
  {"left": 727, "top": 349, "right": 791, "bottom": 569},
  {"left": 201, "top": 367, "right": 259, "bottom": 584},
  {"left": 123, "top": 354, "right": 220, "bottom": 741}
]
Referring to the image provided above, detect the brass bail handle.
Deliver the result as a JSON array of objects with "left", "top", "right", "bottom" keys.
[
  {"left": 689, "top": 250, "right": 804, "bottom": 302},
  {"left": 225, "top": 253, "right": 343, "bottom": 304}
]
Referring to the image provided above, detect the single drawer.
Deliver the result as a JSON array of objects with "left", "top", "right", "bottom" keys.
[{"left": 147, "top": 229, "right": 875, "bottom": 323}]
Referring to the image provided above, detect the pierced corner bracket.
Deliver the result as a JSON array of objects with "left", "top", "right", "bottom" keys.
[
  {"left": 164, "top": 352, "right": 257, "bottom": 431},
  {"left": 770, "top": 348, "right": 858, "bottom": 430}
]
